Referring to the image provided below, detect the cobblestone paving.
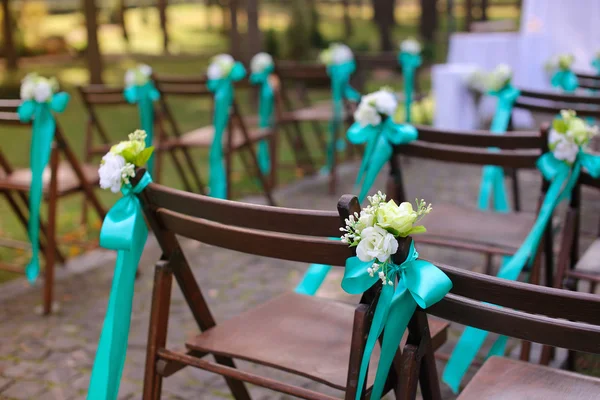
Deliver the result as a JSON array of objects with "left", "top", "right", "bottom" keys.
[{"left": 1, "top": 157, "right": 600, "bottom": 400}]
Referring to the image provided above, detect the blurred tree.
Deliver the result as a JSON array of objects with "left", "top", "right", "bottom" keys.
[
  {"left": 342, "top": 0, "right": 352, "bottom": 37},
  {"left": 229, "top": 0, "right": 241, "bottom": 58},
  {"left": 481, "top": 0, "right": 489, "bottom": 21},
  {"left": 286, "top": 0, "right": 311, "bottom": 59},
  {"left": 82, "top": 0, "right": 103, "bottom": 83},
  {"left": 246, "top": 0, "right": 260, "bottom": 60},
  {"left": 158, "top": 0, "right": 168, "bottom": 53},
  {"left": 419, "top": 0, "right": 438, "bottom": 43},
  {"left": 1, "top": 0, "right": 17, "bottom": 70},
  {"left": 308, "top": 0, "right": 325, "bottom": 49},
  {"left": 118, "top": 0, "right": 129, "bottom": 45},
  {"left": 372, "top": 0, "right": 395, "bottom": 51}
]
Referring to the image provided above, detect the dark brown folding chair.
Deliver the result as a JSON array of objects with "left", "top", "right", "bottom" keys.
[
  {"left": 275, "top": 61, "right": 358, "bottom": 194},
  {"left": 133, "top": 176, "right": 449, "bottom": 399},
  {"left": 406, "top": 251, "right": 600, "bottom": 399},
  {"left": 0, "top": 99, "right": 105, "bottom": 315},
  {"left": 387, "top": 125, "right": 554, "bottom": 284},
  {"left": 152, "top": 74, "right": 276, "bottom": 205},
  {"left": 575, "top": 72, "right": 600, "bottom": 91}
]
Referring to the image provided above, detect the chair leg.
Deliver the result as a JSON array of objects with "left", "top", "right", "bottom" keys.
[
  {"left": 43, "top": 147, "right": 60, "bottom": 316},
  {"left": 396, "top": 345, "right": 421, "bottom": 400},
  {"left": 284, "top": 123, "right": 315, "bottom": 175},
  {"left": 143, "top": 260, "right": 174, "bottom": 400},
  {"left": 269, "top": 131, "right": 277, "bottom": 189},
  {"left": 510, "top": 168, "right": 521, "bottom": 212}
]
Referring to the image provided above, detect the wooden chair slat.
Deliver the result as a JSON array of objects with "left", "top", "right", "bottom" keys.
[
  {"left": 415, "top": 125, "right": 541, "bottom": 148},
  {"left": 519, "top": 89, "right": 600, "bottom": 105},
  {"left": 514, "top": 99, "right": 600, "bottom": 118},
  {"left": 145, "top": 183, "right": 340, "bottom": 236},
  {"left": 156, "top": 208, "right": 352, "bottom": 266}
]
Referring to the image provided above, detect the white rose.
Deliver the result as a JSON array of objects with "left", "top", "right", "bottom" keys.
[
  {"left": 400, "top": 38, "right": 421, "bottom": 55},
  {"left": 494, "top": 64, "right": 512, "bottom": 84},
  {"left": 548, "top": 128, "right": 564, "bottom": 147},
  {"left": 207, "top": 63, "right": 223, "bottom": 80},
  {"left": 373, "top": 90, "right": 398, "bottom": 116},
  {"left": 356, "top": 211, "right": 375, "bottom": 231},
  {"left": 124, "top": 70, "right": 136, "bottom": 87},
  {"left": 20, "top": 80, "right": 35, "bottom": 100},
  {"left": 353, "top": 103, "right": 381, "bottom": 127},
  {"left": 33, "top": 80, "right": 53, "bottom": 103},
  {"left": 356, "top": 226, "right": 398, "bottom": 263},
  {"left": 138, "top": 64, "right": 152, "bottom": 77},
  {"left": 99, "top": 153, "right": 126, "bottom": 193},
  {"left": 553, "top": 137, "right": 579, "bottom": 164},
  {"left": 331, "top": 43, "right": 353, "bottom": 65},
  {"left": 208, "top": 54, "right": 235, "bottom": 79},
  {"left": 250, "top": 52, "right": 274, "bottom": 74}
]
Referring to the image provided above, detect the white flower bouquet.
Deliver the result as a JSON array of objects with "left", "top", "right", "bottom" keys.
[
  {"left": 549, "top": 110, "right": 598, "bottom": 164},
  {"left": 250, "top": 52, "right": 274, "bottom": 74},
  {"left": 124, "top": 64, "right": 153, "bottom": 87},
  {"left": 399, "top": 38, "right": 422, "bottom": 55},
  {"left": 99, "top": 130, "right": 154, "bottom": 193},
  {"left": 319, "top": 43, "right": 354, "bottom": 66},
  {"left": 545, "top": 54, "right": 575, "bottom": 74},
  {"left": 20, "top": 73, "right": 59, "bottom": 103},
  {"left": 207, "top": 54, "right": 236, "bottom": 80},
  {"left": 353, "top": 88, "right": 398, "bottom": 127},
  {"left": 341, "top": 192, "right": 432, "bottom": 284}
]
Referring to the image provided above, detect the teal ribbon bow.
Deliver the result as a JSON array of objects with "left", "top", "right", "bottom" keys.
[
  {"left": 343, "top": 241, "right": 452, "bottom": 400},
  {"left": 348, "top": 117, "right": 417, "bottom": 202},
  {"left": 323, "top": 61, "right": 362, "bottom": 173},
  {"left": 124, "top": 81, "right": 160, "bottom": 176},
  {"left": 249, "top": 64, "right": 275, "bottom": 175},
  {"left": 87, "top": 172, "right": 153, "bottom": 400},
  {"left": 443, "top": 150, "right": 600, "bottom": 393},
  {"left": 551, "top": 69, "right": 579, "bottom": 93},
  {"left": 206, "top": 62, "right": 246, "bottom": 199},
  {"left": 398, "top": 52, "right": 422, "bottom": 123},
  {"left": 593, "top": 58, "right": 600, "bottom": 76},
  {"left": 477, "top": 84, "right": 520, "bottom": 213},
  {"left": 17, "top": 92, "right": 70, "bottom": 283}
]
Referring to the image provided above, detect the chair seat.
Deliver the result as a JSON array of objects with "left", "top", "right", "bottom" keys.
[
  {"left": 165, "top": 125, "right": 272, "bottom": 149},
  {"left": 279, "top": 102, "right": 337, "bottom": 123},
  {"left": 418, "top": 203, "right": 536, "bottom": 254},
  {"left": 458, "top": 357, "right": 600, "bottom": 400},
  {"left": 0, "top": 161, "right": 100, "bottom": 195},
  {"left": 574, "top": 238, "right": 600, "bottom": 271},
  {"left": 186, "top": 292, "right": 448, "bottom": 391}
]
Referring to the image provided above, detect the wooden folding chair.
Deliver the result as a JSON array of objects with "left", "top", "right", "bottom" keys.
[
  {"left": 575, "top": 72, "right": 600, "bottom": 91},
  {"left": 0, "top": 99, "right": 105, "bottom": 314},
  {"left": 275, "top": 61, "right": 358, "bottom": 194},
  {"left": 353, "top": 52, "right": 425, "bottom": 97},
  {"left": 408, "top": 253, "right": 600, "bottom": 399},
  {"left": 132, "top": 175, "right": 449, "bottom": 399},
  {"left": 152, "top": 74, "right": 276, "bottom": 205},
  {"left": 387, "top": 125, "right": 554, "bottom": 284}
]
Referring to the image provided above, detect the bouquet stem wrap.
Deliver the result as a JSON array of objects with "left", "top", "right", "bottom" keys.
[
  {"left": 87, "top": 172, "right": 153, "bottom": 400},
  {"left": 477, "top": 84, "right": 520, "bottom": 213},
  {"left": 324, "top": 61, "right": 361, "bottom": 173},
  {"left": 17, "top": 93, "right": 70, "bottom": 283},
  {"left": 443, "top": 151, "right": 600, "bottom": 393},
  {"left": 349, "top": 118, "right": 417, "bottom": 203},
  {"left": 124, "top": 82, "right": 160, "bottom": 177},
  {"left": 249, "top": 65, "right": 275, "bottom": 175},
  {"left": 398, "top": 52, "right": 422, "bottom": 123},
  {"left": 343, "top": 241, "right": 452, "bottom": 400},
  {"left": 207, "top": 63, "right": 246, "bottom": 199},
  {"left": 551, "top": 69, "right": 579, "bottom": 93}
]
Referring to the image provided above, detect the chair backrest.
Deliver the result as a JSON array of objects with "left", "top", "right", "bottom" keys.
[
  {"left": 515, "top": 89, "right": 600, "bottom": 119},
  {"left": 421, "top": 256, "right": 600, "bottom": 354},
  {"left": 575, "top": 72, "right": 600, "bottom": 91},
  {"left": 0, "top": 99, "right": 24, "bottom": 126}
]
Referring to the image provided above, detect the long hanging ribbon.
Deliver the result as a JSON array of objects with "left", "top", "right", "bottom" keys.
[
  {"left": 477, "top": 84, "right": 520, "bottom": 213},
  {"left": 349, "top": 117, "right": 417, "bottom": 203},
  {"left": 87, "top": 172, "right": 153, "bottom": 400},
  {"left": 398, "top": 52, "right": 422, "bottom": 124},
  {"left": 443, "top": 150, "right": 600, "bottom": 393},
  {"left": 323, "top": 61, "right": 361, "bottom": 173},
  {"left": 249, "top": 64, "right": 275, "bottom": 175},
  {"left": 551, "top": 69, "right": 579, "bottom": 93},
  {"left": 17, "top": 92, "right": 70, "bottom": 283},
  {"left": 206, "top": 63, "right": 246, "bottom": 199},
  {"left": 124, "top": 81, "right": 160, "bottom": 176},
  {"left": 343, "top": 241, "right": 452, "bottom": 400}
]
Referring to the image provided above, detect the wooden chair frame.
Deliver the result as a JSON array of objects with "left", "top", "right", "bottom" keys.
[
  {"left": 514, "top": 89, "right": 600, "bottom": 120},
  {"left": 133, "top": 173, "right": 444, "bottom": 400},
  {"left": 575, "top": 72, "right": 600, "bottom": 91},
  {"left": 152, "top": 74, "right": 276, "bottom": 205},
  {"left": 0, "top": 99, "right": 105, "bottom": 314}
]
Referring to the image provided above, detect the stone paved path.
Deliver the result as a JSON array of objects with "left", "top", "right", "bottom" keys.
[{"left": 1, "top": 157, "right": 600, "bottom": 400}]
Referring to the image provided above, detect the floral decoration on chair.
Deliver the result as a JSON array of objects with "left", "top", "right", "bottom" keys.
[{"left": 546, "top": 54, "right": 578, "bottom": 92}]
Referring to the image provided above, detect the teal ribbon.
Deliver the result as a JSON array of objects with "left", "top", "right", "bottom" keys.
[
  {"left": 323, "top": 61, "right": 361, "bottom": 173},
  {"left": 551, "top": 69, "right": 579, "bottom": 93},
  {"left": 348, "top": 117, "right": 417, "bottom": 202},
  {"left": 443, "top": 150, "right": 600, "bottom": 393},
  {"left": 124, "top": 81, "right": 160, "bottom": 176},
  {"left": 477, "top": 84, "right": 520, "bottom": 213},
  {"left": 87, "top": 172, "right": 153, "bottom": 400},
  {"left": 206, "top": 62, "right": 246, "bottom": 199},
  {"left": 593, "top": 58, "right": 600, "bottom": 76},
  {"left": 17, "top": 92, "right": 70, "bottom": 283},
  {"left": 398, "top": 52, "right": 422, "bottom": 123},
  {"left": 249, "top": 64, "right": 275, "bottom": 175},
  {"left": 295, "top": 237, "right": 337, "bottom": 296},
  {"left": 343, "top": 241, "right": 452, "bottom": 400}
]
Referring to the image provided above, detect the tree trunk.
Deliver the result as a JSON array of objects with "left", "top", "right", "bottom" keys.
[
  {"left": 246, "top": 0, "right": 260, "bottom": 61},
  {"left": 158, "top": 0, "right": 168, "bottom": 53},
  {"left": 119, "top": 0, "right": 129, "bottom": 44},
  {"left": 342, "top": 0, "right": 352, "bottom": 37},
  {"left": 419, "top": 0, "right": 438, "bottom": 43},
  {"left": 465, "top": 0, "right": 473, "bottom": 31},
  {"left": 446, "top": 0, "right": 455, "bottom": 34},
  {"left": 1, "top": 0, "right": 17, "bottom": 70},
  {"left": 82, "top": 0, "right": 103, "bottom": 84},
  {"left": 229, "top": 0, "right": 241, "bottom": 59},
  {"left": 372, "top": 0, "right": 395, "bottom": 51},
  {"left": 481, "top": 0, "right": 489, "bottom": 21}
]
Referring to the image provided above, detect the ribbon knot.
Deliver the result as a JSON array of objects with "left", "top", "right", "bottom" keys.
[
  {"left": 342, "top": 241, "right": 452, "bottom": 400},
  {"left": 249, "top": 65, "right": 275, "bottom": 175},
  {"left": 551, "top": 69, "right": 579, "bottom": 93}
]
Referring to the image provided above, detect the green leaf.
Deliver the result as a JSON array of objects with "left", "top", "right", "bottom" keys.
[
  {"left": 134, "top": 146, "right": 154, "bottom": 167},
  {"left": 121, "top": 148, "right": 137, "bottom": 164},
  {"left": 552, "top": 118, "right": 567, "bottom": 133},
  {"left": 408, "top": 225, "right": 427, "bottom": 235}
]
